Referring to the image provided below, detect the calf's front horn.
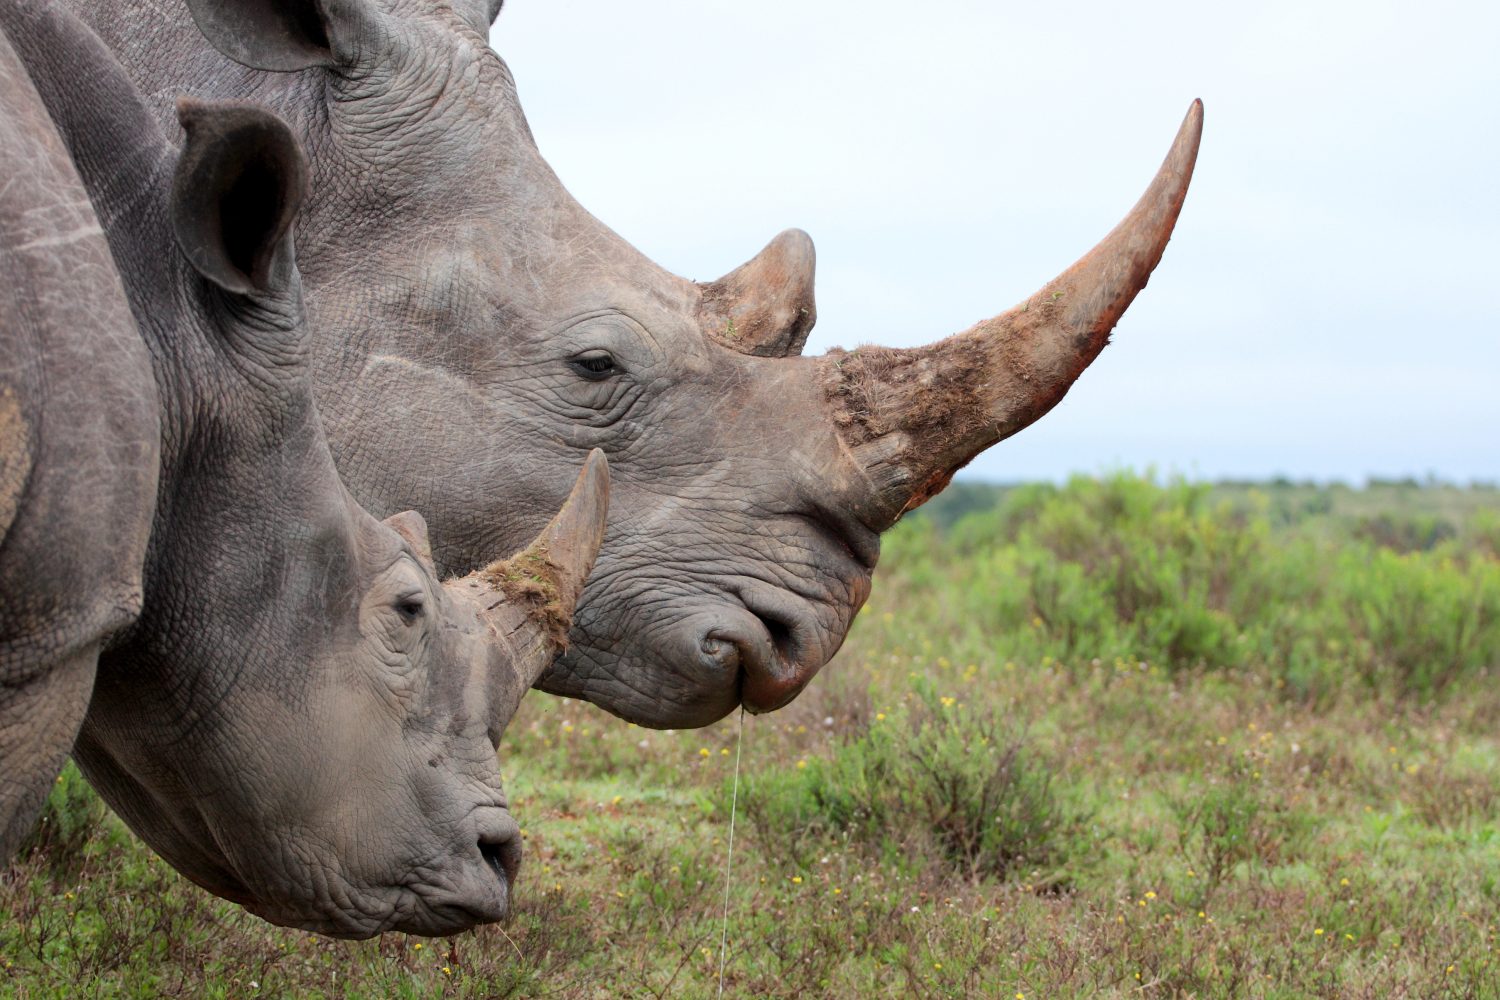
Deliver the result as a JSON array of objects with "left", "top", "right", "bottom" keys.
[
  {"left": 821, "top": 100, "right": 1203, "bottom": 528},
  {"left": 452, "top": 449, "right": 610, "bottom": 726}
]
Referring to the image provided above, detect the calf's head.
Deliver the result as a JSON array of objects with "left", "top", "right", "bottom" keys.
[
  {"left": 45, "top": 85, "right": 609, "bottom": 936},
  {"left": 169, "top": 0, "right": 1200, "bottom": 727}
]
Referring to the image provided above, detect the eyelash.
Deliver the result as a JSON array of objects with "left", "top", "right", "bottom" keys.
[{"left": 570, "top": 353, "right": 616, "bottom": 380}]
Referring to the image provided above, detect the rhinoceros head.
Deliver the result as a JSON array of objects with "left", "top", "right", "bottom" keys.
[
  {"left": 16, "top": 48, "right": 610, "bottom": 933},
  {"left": 168, "top": 0, "right": 1200, "bottom": 728}
]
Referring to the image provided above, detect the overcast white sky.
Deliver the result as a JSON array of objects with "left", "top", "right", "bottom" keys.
[{"left": 493, "top": 0, "right": 1498, "bottom": 483}]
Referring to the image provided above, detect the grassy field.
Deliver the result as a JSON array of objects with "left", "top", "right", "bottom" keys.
[{"left": 5, "top": 475, "right": 1500, "bottom": 998}]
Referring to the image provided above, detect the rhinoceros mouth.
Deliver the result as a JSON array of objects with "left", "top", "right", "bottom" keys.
[
  {"left": 706, "top": 581, "right": 823, "bottom": 714},
  {"left": 239, "top": 804, "right": 525, "bottom": 938},
  {"left": 541, "top": 576, "right": 837, "bottom": 727}
]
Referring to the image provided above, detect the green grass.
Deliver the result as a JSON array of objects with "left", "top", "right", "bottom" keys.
[{"left": 5, "top": 475, "right": 1500, "bottom": 997}]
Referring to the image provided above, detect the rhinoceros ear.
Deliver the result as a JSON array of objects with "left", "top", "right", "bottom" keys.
[
  {"left": 451, "top": 0, "right": 505, "bottom": 34},
  {"left": 171, "top": 98, "right": 308, "bottom": 298},
  {"left": 383, "top": 510, "right": 435, "bottom": 570},
  {"left": 696, "top": 229, "right": 818, "bottom": 358},
  {"left": 181, "top": 0, "right": 374, "bottom": 72}
]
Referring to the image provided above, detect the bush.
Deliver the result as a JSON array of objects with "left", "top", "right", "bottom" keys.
[
  {"left": 1169, "top": 762, "right": 1318, "bottom": 901},
  {"left": 16, "top": 761, "right": 107, "bottom": 878},
  {"left": 744, "top": 685, "right": 1087, "bottom": 885},
  {"left": 1352, "top": 512, "right": 1457, "bottom": 552},
  {"left": 1341, "top": 547, "right": 1500, "bottom": 694}
]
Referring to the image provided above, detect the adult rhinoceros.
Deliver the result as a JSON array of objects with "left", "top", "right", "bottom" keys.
[
  {"left": 2, "top": 3, "right": 609, "bottom": 936},
  {"left": 0, "top": 22, "right": 158, "bottom": 860},
  {"left": 65, "top": 0, "right": 1201, "bottom": 728}
]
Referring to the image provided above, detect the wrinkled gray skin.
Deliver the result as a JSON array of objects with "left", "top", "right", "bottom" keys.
[
  {"left": 65, "top": 0, "right": 1200, "bottom": 728},
  {"left": 2, "top": 2, "right": 610, "bottom": 938},
  {"left": 0, "top": 26, "right": 159, "bottom": 859}
]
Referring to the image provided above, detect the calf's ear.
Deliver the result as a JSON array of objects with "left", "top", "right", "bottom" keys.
[
  {"left": 171, "top": 98, "right": 308, "bottom": 298},
  {"left": 383, "top": 511, "right": 435, "bottom": 570},
  {"left": 181, "top": 0, "right": 375, "bottom": 72}
]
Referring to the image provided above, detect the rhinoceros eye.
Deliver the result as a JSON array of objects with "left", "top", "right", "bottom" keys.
[
  {"left": 569, "top": 350, "right": 617, "bottom": 381},
  {"left": 394, "top": 594, "right": 425, "bottom": 624}
]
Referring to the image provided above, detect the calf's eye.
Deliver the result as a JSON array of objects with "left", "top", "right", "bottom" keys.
[{"left": 395, "top": 597, "right": 425, "bottom": 624}]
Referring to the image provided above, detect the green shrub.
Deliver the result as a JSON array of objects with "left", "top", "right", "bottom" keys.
[
  {"left": 1341, "top": 547, "right": 1500, "bottom": 694},
  {"left": 1169, "top": 763, "right": 1318, "bottom": 901},
  {"left": 16, "top": 760, "right": 107, "bottom": 878},
  {"left": 1352, "top": 512, "right": 1457, "bottom": 552},
  {"left": 744, "top": 685, "right": 1087, "bottom": 885}
]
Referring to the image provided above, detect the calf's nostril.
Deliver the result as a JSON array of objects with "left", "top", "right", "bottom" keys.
[{"left": 479, "top": 835, "right": 521, "bottom": 888}]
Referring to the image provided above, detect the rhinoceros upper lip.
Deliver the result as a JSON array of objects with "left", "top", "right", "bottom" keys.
[{"left": 716, "top": 583, "right": 819, "bottom": 713}]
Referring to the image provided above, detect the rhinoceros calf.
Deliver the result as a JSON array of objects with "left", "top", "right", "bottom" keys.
[
  {"left": 0, "top": 25, "right": 159, "bottom": 859},
  {"left": 66, "top": 0, "right": 1200, "bottom": 729},
  {"left": 1, "top": 4, "right": 609, "bottom": 937}
]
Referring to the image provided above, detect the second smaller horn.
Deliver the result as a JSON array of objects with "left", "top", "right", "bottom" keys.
[{"left": 447, "top": 449, "right": 611, "bottom": 730}]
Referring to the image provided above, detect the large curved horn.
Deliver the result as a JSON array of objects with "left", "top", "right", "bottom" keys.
[
  {"left": 821, "top": 100, "right": 1203, "bottom": 527},
  {"left": 453, "top": 449, "right": 610, "bottom": 708}
]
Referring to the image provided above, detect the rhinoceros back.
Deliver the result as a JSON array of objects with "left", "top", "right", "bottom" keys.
[{"left": 0, "top": 25, "right": 159, "bottom": 858}]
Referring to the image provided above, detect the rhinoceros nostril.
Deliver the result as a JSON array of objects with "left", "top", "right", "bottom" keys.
[
  {"left": 478, "top": 834, "right": 520, "bottom": 889},
  {"left": 699, "top": 633, "right": 740, "bottom": 670},
  {"left": 755, "top": 612, "right": 797, "bottom": 666}
]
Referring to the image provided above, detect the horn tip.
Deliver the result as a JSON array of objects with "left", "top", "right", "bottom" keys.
[
  {"left": 570, "top": 448, "right": 610, "bottom": 546},
  {"left": 1179, "top": 99, "right": 1205, "bottom": 155},
  {"left": 543, "top": 450, "right": 610, "bottom": 603}
]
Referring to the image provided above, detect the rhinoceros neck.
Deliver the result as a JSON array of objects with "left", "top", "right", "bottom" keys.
[{"left": 57, "top": 0, "right": 321, "bottom": 133}]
